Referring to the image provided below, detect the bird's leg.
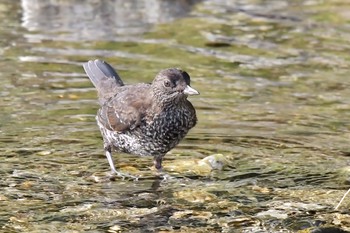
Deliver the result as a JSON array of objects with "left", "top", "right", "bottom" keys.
[
  {"left": 104, "top": 143, "right": 138, "bottom": 181},
  {"left": 104, "top": 144, "right": 117, "bottom": 173},
  {"left": 153, "top": 156, "right": 163, "bottom": 171},
  {"left": 153, "top": 156, "right": 172, "bottom": 180}
]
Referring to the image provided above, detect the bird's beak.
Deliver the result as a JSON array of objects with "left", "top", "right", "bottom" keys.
[{"left": 183, "top": 85, "right": 200, "bottom": 95}]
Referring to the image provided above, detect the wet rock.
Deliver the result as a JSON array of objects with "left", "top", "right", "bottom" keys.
[
  {"left": 278, "top": 202, "right": 326, "bottom": 211},
  {"left": 256, "top": 209, "right": 288, "bottom": 219},
  {"left": 173, "top": 189, "right": 217, "bottom": 203},
  {"left": 108, "top": 225, "right": 122, "bottom": 233},
  {"left": 0, "top": 194, "right": 8, "bottom": 201},
  {"left": 60, "top": 203, "right": 94, "bottom": 213},
  {"left": 171, "top": 210, "right": 213, "bottom": 220},
  {"left": 163, "top": 154, "right": 227, "bottom": 176},
  {"left": 208, "top": 215, "right": 260, "bottom": 231},
  {"left": 298, "top": 226, "right": 350, "bottom": 233},
  {"left": 119, "top": 165, "right": 142, "bottom": 176},
  {"left": 199, "top": 154, "right": 227, "bottom": 170},
  {"left": 337, "top": 166, "right": 350, "bottom": 184},
  {"left": 20, "top": 180, "right": 34, "bottom": 189},
  {"left": 251, "top": 185, "right": 271, "bottom": 194},
  {"left": 37, "top": 150, "right": 52, "bottom": 156},
  {"left": 332, "top": 213, "right": 350, "bottom": 231},
  {"left": 168, "top": 210, "right": 214, "bottom": 231}
]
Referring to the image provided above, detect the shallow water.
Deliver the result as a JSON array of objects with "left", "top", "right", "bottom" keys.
[{"left": 1, "top": 0, "right": 350, "bottom": 232}]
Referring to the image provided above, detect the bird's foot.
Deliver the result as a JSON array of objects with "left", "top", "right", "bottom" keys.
[
  {"left": 109, "top": 169, "right": 139, "bottom": 181},
  {"left": 160, "top": 173, "right": 172, "bottom": 181},
  {"left": 155, "top": 168, "right": 174, "bottom": 181}
]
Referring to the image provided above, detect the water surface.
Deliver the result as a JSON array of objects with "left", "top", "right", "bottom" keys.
[{"left": 1, "top": 0, "right": 350, "bottom": 232}]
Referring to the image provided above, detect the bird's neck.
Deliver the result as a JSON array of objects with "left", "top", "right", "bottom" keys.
[{"left": 152, "top": 92, "right": 186, "bottom": 109}]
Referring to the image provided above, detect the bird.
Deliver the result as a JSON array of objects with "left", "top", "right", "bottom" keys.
[{"left": 83, "top": 59, "right": 199, "bottom": 179}]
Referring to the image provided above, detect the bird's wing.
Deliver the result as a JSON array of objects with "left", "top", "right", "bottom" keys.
[{"left": 97, "top": 84, "right": 151, "bottom": 132}]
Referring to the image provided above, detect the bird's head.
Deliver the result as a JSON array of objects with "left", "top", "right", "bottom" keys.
[{"left": 152, "top": 68, "right": 199, "bottom": 103}]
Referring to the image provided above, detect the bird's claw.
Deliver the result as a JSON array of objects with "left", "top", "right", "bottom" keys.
[{"left": 109, "top": 169, "right": 139, "bottom": 181}]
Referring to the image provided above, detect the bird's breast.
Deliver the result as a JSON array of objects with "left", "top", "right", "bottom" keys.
[{"left": 144, "top": 107, "right": 195, "bottom": 139}]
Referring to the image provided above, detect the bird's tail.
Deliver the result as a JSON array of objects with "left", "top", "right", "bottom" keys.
[{"left": 83, "top": 59, "right": 124, "bottom": 105}]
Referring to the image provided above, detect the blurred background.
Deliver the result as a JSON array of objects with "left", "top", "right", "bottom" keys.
[{"left": 1, "top": 0, "right": 350, "bottom": 232}]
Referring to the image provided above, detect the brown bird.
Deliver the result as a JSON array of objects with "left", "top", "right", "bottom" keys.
[{"left": 83, "top": 60, "right": 199, "bottom": 178}]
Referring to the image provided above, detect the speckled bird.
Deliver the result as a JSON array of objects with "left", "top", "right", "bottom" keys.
[{"left": 83, "top": 60, "right": 199, "bottom": 178}]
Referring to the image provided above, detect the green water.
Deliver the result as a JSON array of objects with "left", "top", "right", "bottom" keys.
[{"left": 1, "top": 0, "right": 350, "bottom": 232}]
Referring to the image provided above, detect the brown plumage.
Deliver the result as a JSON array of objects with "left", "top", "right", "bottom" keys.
[{"left": 83, "top": 59, "right": 199, "bottom": 178}]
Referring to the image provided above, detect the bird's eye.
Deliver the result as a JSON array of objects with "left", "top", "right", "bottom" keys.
[{"left": 164, "top": 80, "right": 171, "bottom": 87}]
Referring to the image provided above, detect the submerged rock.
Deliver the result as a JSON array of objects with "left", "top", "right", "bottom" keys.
[{"left": 163, "top": 154, "right": 227, "bottom": 176}]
